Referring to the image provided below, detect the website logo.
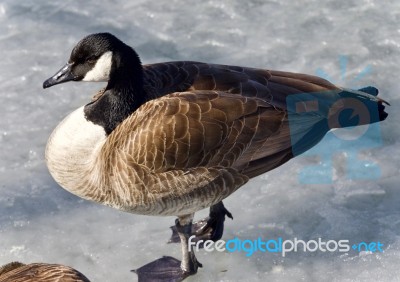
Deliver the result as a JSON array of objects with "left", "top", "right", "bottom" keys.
[
  {"left": 189, "top": 236, "right": 384, "bottom": 257},
  {"left": 286, "top": 56, "right": 383, "bottom": 184}
]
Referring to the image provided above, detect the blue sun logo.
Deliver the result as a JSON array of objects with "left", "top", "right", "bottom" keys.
[
  {"left": 315, "top": 55, "right": 373, "bottom": 89},
  {"left": 286, "top": 56, "right": 383, "bottom": 184}
]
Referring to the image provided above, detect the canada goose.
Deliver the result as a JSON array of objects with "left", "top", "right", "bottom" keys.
[
  {"left": 0, "top": 262, "right": 90, "bottom": 282},
  {"left": 43, "top": 33, "right": 388, "bottom": 281}
]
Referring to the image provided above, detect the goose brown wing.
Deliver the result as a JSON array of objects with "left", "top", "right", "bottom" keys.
[
  {"left": 141, "top": 62, "right": 345, "bottom": 179},
  {"left": 100, "top": 91, "right": 333, "bottom": 214},
  {"left": 102, "top": 91, "right": 264, "bottom": 214},
  {"left": 107, "top": 91, "right": 286, "bottom": 172}
]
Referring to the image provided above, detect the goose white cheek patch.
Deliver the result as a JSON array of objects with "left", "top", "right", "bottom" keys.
[{"left": 83, "top": 51, "right": 113, "bottom": 82}]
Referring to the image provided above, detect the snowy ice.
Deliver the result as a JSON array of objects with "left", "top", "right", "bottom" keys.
[{"left": 0, "top": 0, "right": 399, "bottom": 281}]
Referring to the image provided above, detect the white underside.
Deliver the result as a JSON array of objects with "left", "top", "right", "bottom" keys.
[{"left": 45, "top": 106, "right": 106, "bottom": 193}]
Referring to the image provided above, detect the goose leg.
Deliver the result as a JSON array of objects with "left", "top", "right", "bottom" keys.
[
  {"left": 169, "top": 201, "right": 232, "bottom": 244},
  {"left": 175, "top": 216, "right": 203, "bottom": 274},
  {"left": 133, "top": 215, "right": 202, "bottom": 282}
]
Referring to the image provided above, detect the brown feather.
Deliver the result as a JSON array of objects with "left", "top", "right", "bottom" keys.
[{"left": 0, "top": 262, "right": 90, "bottom": 282}]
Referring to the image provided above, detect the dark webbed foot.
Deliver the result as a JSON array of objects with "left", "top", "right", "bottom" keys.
[
  {"left": 169, "top": 202, "right": 232, "bottom": 244},
  {"left": 132, "top": 256, "right": 189, "bottom": 282},
  {"left": 195, "top": 201, "right": 233, "bottom": 242},
  {"left": 134, "top": 215, "right": 201, "bottom": 282}
]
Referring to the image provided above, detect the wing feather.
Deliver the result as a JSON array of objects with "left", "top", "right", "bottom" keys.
[{"left": 0, "top": 263, "right": 90, "bottom": 282}]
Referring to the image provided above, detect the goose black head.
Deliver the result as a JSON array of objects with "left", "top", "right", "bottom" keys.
[{"left": 43, "top": 33, "right": 142, "bottom": 89}]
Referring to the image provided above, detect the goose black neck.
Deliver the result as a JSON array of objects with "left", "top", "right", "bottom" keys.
[{"left": 84, "top": 46, "right": 145, "bottom": 135}]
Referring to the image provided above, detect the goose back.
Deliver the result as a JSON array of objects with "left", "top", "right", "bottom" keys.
[{"left": 142, "top": 61, "right": 339, "bottom": 109}]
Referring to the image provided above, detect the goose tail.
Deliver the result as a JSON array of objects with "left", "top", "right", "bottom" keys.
[
  {"left": 285, "top": 86, "right": 389, "bottom": 157},
  {"left": 334, "top": 86, "right": 389, "bottom": 127},
  {"left": 287, "top": 85, "right": 389, "bottom": 130}
]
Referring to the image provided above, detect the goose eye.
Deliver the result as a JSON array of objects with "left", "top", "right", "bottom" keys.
[{"left": 86, "top": 56, "right": 97, "bottom": 64}]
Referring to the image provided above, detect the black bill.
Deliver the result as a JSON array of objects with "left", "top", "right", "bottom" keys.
[{"left": 43, "top": 63, "right": 76, "bottom": 89}]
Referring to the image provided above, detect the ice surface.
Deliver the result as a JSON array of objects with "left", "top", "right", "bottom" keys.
[{"left": 0, "top": 0, "right": 399, "bottom": 281}]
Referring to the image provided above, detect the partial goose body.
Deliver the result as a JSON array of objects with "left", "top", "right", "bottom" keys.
[
  {"left": 43, "top": 33, "right": 389, "bottom": 279},
  {"left": 0, "top": 262, "right": 90, "bottom": 282}
]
